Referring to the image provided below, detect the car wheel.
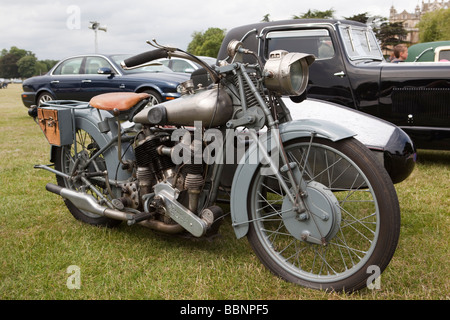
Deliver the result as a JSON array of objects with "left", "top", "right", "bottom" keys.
[
  {"left": 37, "top": 92, "right": 55, "bottom": 106},
  {"left": 142, "top": 89, "right": 162, "bottom": 106}
]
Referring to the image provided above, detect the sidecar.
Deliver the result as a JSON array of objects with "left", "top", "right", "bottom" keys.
[
  {"left": 283, "top": 98, "right": 416, "bottom": 184},
  {"left": 215, "top": 96, "right": 416, "bottom": 187},
  {"left": 189, "top": 75, "right": 416, "bottom": 186}
]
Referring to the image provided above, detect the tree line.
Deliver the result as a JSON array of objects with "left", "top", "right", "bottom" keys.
[{"left": 0, "top": 47, "right": 58, "bottom": 79}]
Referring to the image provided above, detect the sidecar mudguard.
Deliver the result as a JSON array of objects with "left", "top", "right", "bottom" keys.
[{"left": 230, "top": 119, "right": 355, "bottom": 239}]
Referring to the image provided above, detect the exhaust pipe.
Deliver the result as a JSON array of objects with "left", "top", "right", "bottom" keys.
[
  {"left": 138, "top": 219, "right": 184, "bottom": 234},
  {"left": 45, "top": 183, "right": 134, "bottom": 221}
]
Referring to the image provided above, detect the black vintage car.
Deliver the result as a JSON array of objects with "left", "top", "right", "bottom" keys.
[{"left": 217, "top": 19, "right": 450, "bottom": 151}]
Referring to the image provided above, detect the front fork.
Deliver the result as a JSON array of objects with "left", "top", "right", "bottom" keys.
[
  {"left": 222, "top": 63, "right": 308, "bottom": 213},
  {"left": 247, "top": 129, "right": 308, "bottom": 214}
]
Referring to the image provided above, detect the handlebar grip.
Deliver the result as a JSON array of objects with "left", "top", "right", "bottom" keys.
[{"left": 121, "top": 48, "right": 168, "bottom": 68}]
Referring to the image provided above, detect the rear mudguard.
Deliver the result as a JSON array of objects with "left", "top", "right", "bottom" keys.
[
  {"left": 230, "top": 119, "right": 355, "bottom": 239},
  {"left": 49, "top": 107, "right": 134, "bottom": 186}
]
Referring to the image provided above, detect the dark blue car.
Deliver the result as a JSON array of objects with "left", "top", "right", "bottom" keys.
[{"left": 21, "top": 54, "right": 191, "bottom": 107}]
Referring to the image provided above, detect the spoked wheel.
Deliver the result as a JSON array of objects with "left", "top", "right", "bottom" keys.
[
  {"left": 54, "top": 128, "right": 122, "bottom": 227},
  {"left": 247, "top": 137, "right": 400, "bottom": 292}
]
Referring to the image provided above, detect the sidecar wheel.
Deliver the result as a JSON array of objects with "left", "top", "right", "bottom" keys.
[
  {"left": 246, "top": 137, "right": 400, "bottom": 292},
  {"left": 54, "top": 129, "right": 122, "bottom": 228}
]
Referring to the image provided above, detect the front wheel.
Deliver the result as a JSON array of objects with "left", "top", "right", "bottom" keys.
[{"left": 246, "top": 137, "right": 400, "bottom": 292}]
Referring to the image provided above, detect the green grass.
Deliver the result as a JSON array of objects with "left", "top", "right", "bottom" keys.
[{"left": 0, "top": 84, "right": 449, "bottom": 300}]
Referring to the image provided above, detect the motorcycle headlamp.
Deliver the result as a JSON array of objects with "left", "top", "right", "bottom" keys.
[{"left": 264, "top": 50, "right": 315, "bottom": 96}]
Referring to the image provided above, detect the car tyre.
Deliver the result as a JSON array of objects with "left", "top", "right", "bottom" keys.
[
  {"left": 37, "top": 92, "right": 55, "bottom": 106},
  {"left": 142, "top": 89, "right": 162, "bottom": 106}
]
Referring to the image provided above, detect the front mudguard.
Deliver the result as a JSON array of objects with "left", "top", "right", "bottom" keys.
[{"left": 230, "top": 119, "right": 355, "bottom": 239}]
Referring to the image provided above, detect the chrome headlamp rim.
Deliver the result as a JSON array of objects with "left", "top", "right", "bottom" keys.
[{"left": 263, "top": 50, "right": 315, "bottom": 97}]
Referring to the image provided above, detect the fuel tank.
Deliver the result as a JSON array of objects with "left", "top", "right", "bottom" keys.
[{"left": 133, "top": 86, "right": 233, "bottom": 128}]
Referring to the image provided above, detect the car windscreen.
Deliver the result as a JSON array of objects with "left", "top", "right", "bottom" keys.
[
  {"left": 265, "top": 29, "right": 335, "bottom": 60},
  {"left": 338, "top": 25, "right": 383, "bottom": 62}
]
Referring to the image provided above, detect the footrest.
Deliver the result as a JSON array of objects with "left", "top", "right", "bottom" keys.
[{"left": 127, "top": 211, "right": 153, "bottom": 225}]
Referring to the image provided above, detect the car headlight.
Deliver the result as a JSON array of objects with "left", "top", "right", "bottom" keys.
[{"left": 263, "top": 50, "right": 315, "bottom": 96}]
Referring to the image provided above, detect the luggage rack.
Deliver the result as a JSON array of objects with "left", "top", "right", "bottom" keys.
[{"left": 40, "top": 100, "right": 90, "bottom": 109}]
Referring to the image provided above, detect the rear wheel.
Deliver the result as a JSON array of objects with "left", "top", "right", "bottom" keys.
[
  {"left": 54, "top": 128, "right": 122, "bottom": 227},
  {"left": 246, "top": 137, "right": 400, "bottom": 291}
]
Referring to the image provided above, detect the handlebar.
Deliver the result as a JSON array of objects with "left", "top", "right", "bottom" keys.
[
  {"left": 121, "top": 48, "right": 168, "bottom": 69},
  {"left": 121, "top": 44, "right": 220, "bottom": 83}
]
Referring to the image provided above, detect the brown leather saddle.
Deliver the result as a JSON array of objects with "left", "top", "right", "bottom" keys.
[{"left": 89, "top": 92, "right": 150, "bottom": 112}]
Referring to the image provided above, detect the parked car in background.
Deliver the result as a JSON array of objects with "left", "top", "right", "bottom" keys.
[
  {"left": 21, "top": 54, "right": 190, "bottom": 107},
  {"left": 158, "top": 56, "right": 217, "bottom": 73},
  {"left": 406, "top": 41, "right": 450, "bottom": 62},
  {"left": 216, "top": 19, "right": 450, "bottom": 151}
]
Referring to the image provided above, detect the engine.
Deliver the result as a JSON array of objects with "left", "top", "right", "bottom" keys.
[
  {"left": 118, "top": 125, "right": 215, "bottom": 233},
  {"left": 117, "top": 82, "right": 233, "bottom": 235}
]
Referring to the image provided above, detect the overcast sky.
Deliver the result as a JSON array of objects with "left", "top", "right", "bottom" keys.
[{"left": 0, "top": 0, "right": 420, "bottom": 60}]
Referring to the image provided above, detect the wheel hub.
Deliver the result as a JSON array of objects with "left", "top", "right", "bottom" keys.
[{"left": 282, "top": 181, "right": 341, "bottom": 245}]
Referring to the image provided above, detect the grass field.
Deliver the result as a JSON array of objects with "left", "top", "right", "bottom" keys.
[{"left": 0, "top": 84, "right": 448, "bottom": 300}]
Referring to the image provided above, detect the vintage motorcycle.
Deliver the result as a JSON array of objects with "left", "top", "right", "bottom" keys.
[{"left": 31, "top": 39, "right": 400, "bottom": 292}]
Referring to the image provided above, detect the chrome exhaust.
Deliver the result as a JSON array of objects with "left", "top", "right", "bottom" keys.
[
  {"left": 45, "top": 183, "right": 210, "bottom": 237},
  {"left": 45, "top": 183, "right": 134, "bottom": 221}
]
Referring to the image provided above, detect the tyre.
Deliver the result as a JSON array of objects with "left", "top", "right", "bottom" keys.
[
  {"left": 37, "top": 92, "right": 55, "bottom": 106},
  {"left": 54, "top": 128, "right": 122, "bottom": 227},
  {"left": 142, "top": 89, "right": 162, "bottom": 106},
  {"left": 246, "top": 137, "right": 400, "bottom": 292}
]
